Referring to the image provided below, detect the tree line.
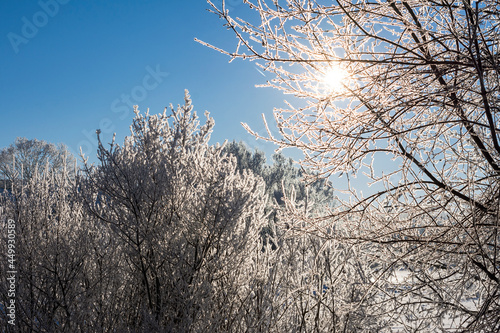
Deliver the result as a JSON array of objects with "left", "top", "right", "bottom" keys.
[{"left": 1, "top": 91, "right": 342, "bottom": 332}]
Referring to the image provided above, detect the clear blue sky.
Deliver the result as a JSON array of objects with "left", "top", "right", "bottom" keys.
[{"left": 1, "top": 0, "right": 288, "bottom": 163}]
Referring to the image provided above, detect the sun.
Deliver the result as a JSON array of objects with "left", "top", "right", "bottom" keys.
[{"left": 322, "top": 66, "right": 348, "bottom": 92}]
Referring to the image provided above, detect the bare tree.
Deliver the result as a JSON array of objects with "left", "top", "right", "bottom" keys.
[
  {"left": 201, "top": 0, "right": 500, "bottom": 331},
  {"left": 0, "top": 137, "right": 76, "bottom": 189}
]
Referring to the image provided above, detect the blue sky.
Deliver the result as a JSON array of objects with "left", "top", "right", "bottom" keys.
[{"left": 1, "top": 0, "right": 288, "bottom": 163}]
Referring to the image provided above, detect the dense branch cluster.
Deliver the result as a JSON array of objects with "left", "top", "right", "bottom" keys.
[{"left": 199, "top": 0, "right": 500, "bottom": 331}]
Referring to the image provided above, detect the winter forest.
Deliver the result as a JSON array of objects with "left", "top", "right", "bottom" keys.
[{"left": 1, "top": 1, "right": 500, "bottom": 332}]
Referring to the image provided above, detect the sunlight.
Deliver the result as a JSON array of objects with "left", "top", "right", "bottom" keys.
[{"left": 322, "top": 66, "right": 348, "bottom": 92}]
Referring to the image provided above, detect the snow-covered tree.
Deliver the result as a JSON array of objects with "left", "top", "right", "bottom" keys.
[
  {"left": 223, "top": 141, "right": 335, "bottom": 248},
  {"left": 202, "top": 1, "right": 500, "bottom": 331},
  {"left": 80, "top": 91, "right": 267, "bottom": 331},
  {"left": 222, "top": 144, "right": 382, "bottom": 332},
  {"left": 0, "top": 154, "right": 96, "bottom": 332},
  {"left": 0, "top": 138, "right": 76, "bottom": 190}
]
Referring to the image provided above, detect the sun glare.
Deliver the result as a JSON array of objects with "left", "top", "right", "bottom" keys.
[{"left": 322, "top": 66, "right": 348, "bottom": 92}]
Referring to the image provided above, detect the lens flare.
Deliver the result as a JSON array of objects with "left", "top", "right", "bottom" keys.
[{"left": 322, "top": 66, "right": 348, "bottom": 92}]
